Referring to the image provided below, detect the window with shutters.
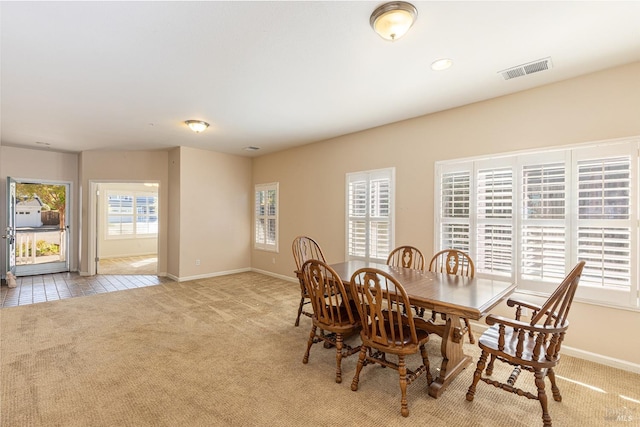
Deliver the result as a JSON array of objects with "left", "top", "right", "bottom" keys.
[
  {"left": 347, "top": 168, "right": 395, "bottom": 262},
  {"left": 434, "top": 138, "right": 639, "bottom": 308},
  {"left": 254, "top": 183, "right": 278, "bottom": 252},
  {"left": 106, "top": 191, "right": 158, "bottom": 239}
]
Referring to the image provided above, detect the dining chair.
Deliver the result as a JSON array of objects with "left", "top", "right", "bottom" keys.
[
  {"left": 386, "top": 245, "right": 425, "bottom": 270},
  {"left": 301, "top": 259, "right": 362, "bottom": 383},
  {"left": 465, "top": 261, "right": 586, "bottom": 427},
  {"left": 428, "top": 249, "right": 476, "bottom": 343},
  {"left": 349, "top": 268, "right": 432, "bottom": 417},
  {"left": 387, "top": 245, "right": 425, "bottom": 316},
  {"left": 292, "top": 236, "right": 326, "bottom": 326}
]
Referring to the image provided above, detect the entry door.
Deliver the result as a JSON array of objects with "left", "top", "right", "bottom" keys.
[
  {"left": 3, "top": 177, "right": 17, "bottom": 276},
  {"left": 12, "top": 180, "right": 70, "bottom": 276}
]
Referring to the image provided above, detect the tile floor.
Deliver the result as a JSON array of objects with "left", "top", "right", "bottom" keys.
[
  {"left": 1, "top": 272, "right": 173, "bottom": 308},
  {"left": 1, "top": 255, "right": 168, "bottom": 308}
]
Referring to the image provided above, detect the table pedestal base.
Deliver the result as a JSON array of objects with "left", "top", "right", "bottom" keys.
[{"left": 428, "top": 314, "right": 473, "bottom": 398}]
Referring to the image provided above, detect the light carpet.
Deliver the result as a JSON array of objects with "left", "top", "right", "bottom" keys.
[{"left": 1, "top": 272, "right": 638, "bottom": 426}]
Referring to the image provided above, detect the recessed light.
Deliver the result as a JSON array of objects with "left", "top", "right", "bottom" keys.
[
  {"left": 243, "top": 146, "right": 260, "bottom": 152},
  {"left": 35, "top": 141, "right": 51, "bottom": 146},
  {"left": 431, "top": 58, "right": 453, "bottom": 71}
]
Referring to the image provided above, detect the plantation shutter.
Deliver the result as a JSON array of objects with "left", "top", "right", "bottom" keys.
[
  {"left": 347, "top": 169, "right": 394, "bottom": 261},
  {"left": 255, "top": 183, "right": 278, "bottom": 251},
  {"left": 575, "top": 155, "right": 632, "bottom": 290},
  {"left": 520, "top": 161, "right": 567, "bottom": 282},
  {"left": 439, "top": 170, "right": 471, "bottom": 253},
  {"left": 476, "top": 166, "right": 513, "bottom": 275}
]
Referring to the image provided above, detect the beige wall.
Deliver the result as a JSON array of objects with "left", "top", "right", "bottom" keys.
[
  {"left": 171, "top": 146, "right": 252, "bottom": 279},
  {"left": 0, "top": 146, "right": 80, "bottom": 275},
  {"left": 78, "top": 150, "right": 169, "bottom": 275},
  {"left": 252, "top": 62, "right": 640, "bottom": 367}
]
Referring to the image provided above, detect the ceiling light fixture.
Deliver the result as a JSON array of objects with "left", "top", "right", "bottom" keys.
[
  {"left": 431, "top": 58, "right": 453, "bottom": 71},
  {"left": 370, "top": 1, "right": 417, "bottom": 41},
  {"left": 185, "top": 120, "right": 209, "bottom": 133}
]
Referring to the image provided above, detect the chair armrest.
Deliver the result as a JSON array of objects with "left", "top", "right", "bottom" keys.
[
  {"left": 485, "top": 314, "right": 568, "bottom": 334},
  {"left": 506, "top": 298, "right": 542, "bottom": 312}
]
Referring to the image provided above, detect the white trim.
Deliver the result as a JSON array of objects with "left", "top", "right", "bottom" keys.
[
  {"left": 171, "top": 267, "right": 252, "bottom": 282},
  {"left": 251, "top": 268, "right": 297, "bottom": 283},
  {"left": 437, "top": 135, "right": 640, "bottom": 166}
]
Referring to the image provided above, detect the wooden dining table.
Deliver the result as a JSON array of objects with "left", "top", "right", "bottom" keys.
[{"left": 330, "top": 260, "right": 517, "bottom": 398}]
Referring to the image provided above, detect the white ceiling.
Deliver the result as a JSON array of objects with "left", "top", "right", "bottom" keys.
[{"left": 2, "top": 1, "right": 640, "bottom": 157}]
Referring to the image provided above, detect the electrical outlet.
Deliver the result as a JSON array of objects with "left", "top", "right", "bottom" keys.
[
  {"left": 195, "top": 259, "right": 200, "bottom": 266},
  {"left": 272, "top": 257, "right": 276, "bottom": 264}
]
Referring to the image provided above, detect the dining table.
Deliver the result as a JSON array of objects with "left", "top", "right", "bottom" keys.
[{"left": 330, "top": 260, "right": 517, "bottom": 398}]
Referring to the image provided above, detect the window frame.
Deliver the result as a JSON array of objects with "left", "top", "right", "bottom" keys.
[
  {"left": 346, "top": 167, "right": 395, "bottom": 262},
  {"left": 434, "top": 137, "right": 640, "bottom": 309},
  {"left": 254, "top": 182, "right": 279, "bottom": 253},
  {"left": 105, "top": 190, "right": 158, "bottom": 240}
]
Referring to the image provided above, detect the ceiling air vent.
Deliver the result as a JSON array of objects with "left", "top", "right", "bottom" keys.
[
  {"left": 499, "top": 57, "right": 553, "bottom": 80},
  {"left": 243, "top": 146, "right": 260, "bottom": 152}
]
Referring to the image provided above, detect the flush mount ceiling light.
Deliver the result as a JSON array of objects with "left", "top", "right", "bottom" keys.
[
  {"left": 370, "top": 1, "right": 417, "bottom": 41},
  {"left": 185, "top": 120, "right": 209, "bottom": 133},
  {"left": 431, "top": 58, "right": 453, "bottom": 71}
]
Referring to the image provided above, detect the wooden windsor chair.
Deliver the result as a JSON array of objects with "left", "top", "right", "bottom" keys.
[
  {"left": 465, "top": 261, "right": 586, "bottom": 427},
  {"left": 349, "top": 268, "right": 432, "bottom": 417},
  {"left": 428, "top": 249, "right": 476, "bottom": 343},
  {"left": 301, "top": 259, "right": 362, "bottom": 383},
  {"left": 292, "top": 236, "right": 326, "bottom": 327}
]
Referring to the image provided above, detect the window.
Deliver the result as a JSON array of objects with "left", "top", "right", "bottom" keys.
[
  {"left": 255, "top": 182, "right": 278, "bottom": 252},
  {"left": 106, "top": 191, "right": 158, "bottom": 238},
  {"left": 346, "top": 168, "right": 395, "bottom": 262},
  {"left": 435, "top": 138, "right": 639, "bottom": 308}
]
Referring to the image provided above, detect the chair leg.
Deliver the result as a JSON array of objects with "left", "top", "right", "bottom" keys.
[
  {"left": 547, "top": 368, "right": 562, "bottom": 402},
  {"left": 419, "top": 343, "right": 432, "bottom": 384},
  {"left": 335, "top": 333, "right": 344, "bottom": 384},
  {"left": 485, "top": 354, "right": 497, "bottom": 376},
  {"left": 463, "top": 317, "right": 475, "bottom": 344},
  {"left": 466, "top": 350, "right": 488, "bottom": 401},
  {"left": 351, "top": 346, "right": 368, "bottom": 391},
  {"left": 295, "top": 296, "right": 305, "bottom": 327},
  {"left": 398, "top": 355, "right": 409, "bottom": 417},
  {"left": 535, "top": 369, "right": 553, "bottom": 427},
  {"left": 302, "top": 325, "right": 317, "bottom": 364}
]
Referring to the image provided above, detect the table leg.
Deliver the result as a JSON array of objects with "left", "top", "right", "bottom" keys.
[{"left": 428, "top": 314, "right": 472, "bottom": 398}]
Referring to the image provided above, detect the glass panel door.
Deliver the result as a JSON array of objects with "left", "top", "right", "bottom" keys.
[{"left": 13, "top": 180, "right": 70, "bottom": 276}]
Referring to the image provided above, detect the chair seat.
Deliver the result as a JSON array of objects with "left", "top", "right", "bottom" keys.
[
  {"left": 365, "top": 323, "right": 429, "bottom": 354},
  {"left": 478, "top": 324, "right": 556, "bottom": 368},
  {"left": 313, "top": 303, "right": 362, "bottom": 333}
]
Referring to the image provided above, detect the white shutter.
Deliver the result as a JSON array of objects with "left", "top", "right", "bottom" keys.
[
  {"left": 476, "top": 166, "right": 513, "bottom": 275},
  {"left": 348, "top": 178, "right": 367, "bottom": 257},
  {"left": 520, "top": 162, "right": 566, "bottom": 281},
  {"left": 435, "top": 137, "right": 639, "bottom": 308},
  {"left": 438, "top": 169, "right": 471, "bottom": 252},
  {"left": 254, "top": 183, "right": 278, "bottom": 251},
  {"left": 576, "top": 156, "right": 632, "bottom": 289},
  {"left": 347, "top": 169, "right": 394, "bottom": 261},
  {"left": 369, "top": 177, "right": 391, "bottom": 259}
]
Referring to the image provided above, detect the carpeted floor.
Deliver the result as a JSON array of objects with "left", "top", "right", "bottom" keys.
[{"left": 1, "top": 272, "right": 638, "bottom": 426}]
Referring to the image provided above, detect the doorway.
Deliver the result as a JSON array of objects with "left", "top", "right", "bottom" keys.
[
  {"left": 90, "top": 182, "right": 159, "bottom": 275},
  {"left": 8, "top": 178, "right": 71, "bottom": 276}
]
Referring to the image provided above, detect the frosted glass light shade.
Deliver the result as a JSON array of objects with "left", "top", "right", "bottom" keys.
[{"left": 370, "top": 2, "right": 417, "bottom": 41}]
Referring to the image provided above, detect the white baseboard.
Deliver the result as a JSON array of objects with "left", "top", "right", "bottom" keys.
[
  {"left": 171, "top": 267, "right": 251, "bottom": 282},
  {"left": 468, "top": 321, "right": 640, "bottom": 374},
  {"left": 251, "top": 268, "right": 297, "bottom": 283}
]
